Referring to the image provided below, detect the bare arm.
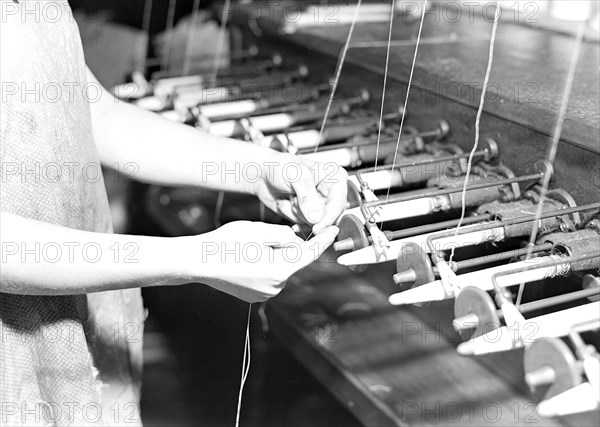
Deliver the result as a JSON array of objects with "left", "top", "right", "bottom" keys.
[
  {"left": 86, "top": 69, "right": 348, "bottom": 233},
  {"left": 0, "top": 212, "right": 186, "bottom": 295},
  {"left": 88, "top": 68, "right": 276, "bottom": 194},
  {"left": 0, "top": 212, "right": 338, "bottom": 300}
]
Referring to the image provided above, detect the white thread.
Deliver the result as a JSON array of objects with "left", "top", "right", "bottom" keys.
[
  {"left": 235, "top": 304, "right": 252, "bottom": 427},
  {"left": 515, "top": 21, "right": 587, "bottom": 307},
  {"left": 373, "top": 0, "right": 396, "bottom": 172},
  {"left": 448, "top": 2, "right": 500, "bottom": 264},
  {"left": 183, "top": 0, "right": 202, "bottom": 76},
  {"left": 314, "top": 0, "right": 363, "bottom": 153},
  {"left": 382, "top": 0, "right": 428, "bottom": 212},
  {"left": 162, "top": 0, "right": 178, "bottom": 72},
  {"left": 211, "top": 0, "right": 231, "bottom": 85}
]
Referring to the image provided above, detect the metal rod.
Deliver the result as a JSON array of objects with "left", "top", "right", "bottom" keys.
[
  {"left": 311, "top": 137, "right": 397, "bottom": 153},
  {"left": 251, "top": 93, "right": 366, "bottom": 118},
  {"left": 449, "top": 243, "right": 554, "bottom": 272},
  {"left": 204, "top": 93, "right": 365, "bottom": 126},
  {"left": 185, "top": 58, "right": 281, "bottom": 80},
  {"left": 366, "top": 172, "right": 544, "bottom": 209},
  {"left": 359, "top": 147, "right": 488, "bottom": 174},
  {"left": 490, "top": 252, "right": 600, "bottom": 293},
  {"left": 147, "top": 47, "right": 260, "bottom": 70},
  {"left": 459, "top": 287, "right": 600, "bottom": 326},
  {"left": 519, "top": 287, "right": 600, "bottom": 315},
  {"left": 395, "top": 244, "right": 555, "bottom": 286},
  {"left": 453, "top": 284, "right": 600, "bottom": 331},
  {"left": 425, "top": 203, "right": 600, "bottom": 255},
  {"left": 389, "top": 214, "right": 494, "bottom": 240}
]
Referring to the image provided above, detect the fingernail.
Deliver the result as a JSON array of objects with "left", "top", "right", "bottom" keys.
[
  {"left": 306, "top": 208, "right": 324, "bottom": 224},
  {"left": 313, "top": 224, "right": 337, "bottom": 235}
]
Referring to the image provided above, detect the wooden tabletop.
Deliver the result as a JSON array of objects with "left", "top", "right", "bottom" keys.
[{"left": 265, "top": 256, "right": 578, "bottom": 426}]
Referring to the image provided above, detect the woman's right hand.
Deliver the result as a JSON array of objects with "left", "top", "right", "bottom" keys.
[{"left": 178, "top": 221, "right": 339, "bottom": 303}]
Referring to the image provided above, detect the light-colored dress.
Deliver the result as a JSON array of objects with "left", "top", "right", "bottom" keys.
[{"left": 1, "top": 1, "right": 144, "bottom": 425}]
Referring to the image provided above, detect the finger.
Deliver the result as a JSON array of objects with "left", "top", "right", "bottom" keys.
[
  {"left": 292, "top": 226, "right": 339, "bottom": 271},
  {"left": 261, "top": 198, "right": 300, "bottom": 224},
  {"left": 312, "top": 172, "right": 348, "bottom": 234},
  {"left": 274, "top": 198, "right": 302, "bottom": 224},
  {"left": 290, "top": 165, "right": 325, "bottom": 225},
  {"left": 258, "top": 223, "right": 300, "bottom": 247}
]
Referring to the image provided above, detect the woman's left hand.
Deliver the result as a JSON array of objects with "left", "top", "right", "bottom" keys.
[{"left": 253, "top": 152, "right": 348, "bottom": 234}]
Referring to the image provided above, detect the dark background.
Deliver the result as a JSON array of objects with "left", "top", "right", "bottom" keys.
[{"left": 69, "top": 0, "right": 218, "bottom": 34}]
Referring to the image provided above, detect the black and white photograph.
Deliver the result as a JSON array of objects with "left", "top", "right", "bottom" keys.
[{"left": 1, "top": 0, "right": 599, "bottom": 426}]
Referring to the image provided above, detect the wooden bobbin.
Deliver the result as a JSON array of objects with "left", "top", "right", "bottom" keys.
[
  {"left": 394, "top": 242, "right": 435, "bottom": 291},
  {"left": 524, "top": 337, "right": 581, "bottom": 401},
  {"left": 453, "top": 286, "right": 500, "bottom": 341},
  {"left": 336, "top": 214, "right": 369, "bottom": 273}
]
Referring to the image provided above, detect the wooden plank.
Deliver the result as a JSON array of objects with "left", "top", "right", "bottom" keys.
[{"left": 267, "top": 259, "right": 564, "bottom": 426}]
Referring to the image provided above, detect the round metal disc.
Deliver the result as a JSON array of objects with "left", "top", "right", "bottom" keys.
[
  {"left": 547, "top": 188, "right": 581, "bottom": 227},
  {"left": 337, "top": 214, "right": 369, "bottom": 273},
  {"left": 524, "top": 337, "right": 581, "bottom": 400},
  {"left": 347, "top": 181, "right": 362, "bottom": 209},
  {"left": 454, "top": 286, "right": 500, "bottom": 341},
  {"left": 396, "top": 242, "right": 435, "bottom": 290},
  {"left": 481, "top": 138, "right": 499, "bottom": 163}
]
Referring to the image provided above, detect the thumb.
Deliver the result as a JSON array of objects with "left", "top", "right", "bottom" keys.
[
  {"left": 291, "top": 165, "right": 325, "bottom": 225},
  {"left": 295, "top": 226, "right": 339, "bottom": 270}
]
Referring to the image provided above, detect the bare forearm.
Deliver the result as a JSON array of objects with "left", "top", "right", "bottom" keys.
[
  {"left": 0, "top": 212, "right": 190, "bottom": 295},
  {"left": 88, "top": 71, "right": 275, "bottom": 194}
]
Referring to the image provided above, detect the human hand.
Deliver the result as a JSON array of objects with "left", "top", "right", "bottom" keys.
[
  {"left": 252, "top": 152, "right": 348, "bottom": 235},
  {"left": 180, "top": 221, "right": 339, "bottom": 302}
]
